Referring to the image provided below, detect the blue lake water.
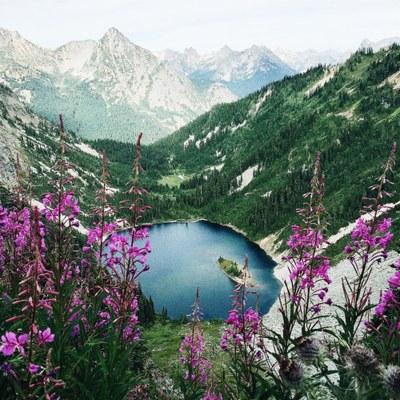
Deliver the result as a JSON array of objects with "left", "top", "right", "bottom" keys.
[{"left": 136, "top": 221, "right": 281, "bottom": 319}]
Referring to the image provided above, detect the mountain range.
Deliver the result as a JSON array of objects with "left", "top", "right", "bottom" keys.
[
  {"left": 0, "top": 27, "right": 296, "bottom": 143},
  {"left": 0, "top": 27, "right": 399, "bottom": 144},
  {"left": 1, "top": 44, "right": 399, "bottom": 259},
  {"left": 0, "top": 27, "right": 238, "bottom": 143},
  {"left": 142, "top": 44, "right": 400, "bottom": 254},
  {"left": 156, "top": 45, "right": 295, "bottom": 97}
]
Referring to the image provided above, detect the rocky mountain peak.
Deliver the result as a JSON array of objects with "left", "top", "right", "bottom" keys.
[
  {"left": 183, "top": 47, "right": 199, "bottom": 57},
  {"left": 100, "top": 27, "right": 130, "bottom": 45},
  {"left": 0, "top": 28, "right": 23, "bottom": 47},
  {"left": 217, "top": 45, "right": 234, "bottom": 58}
]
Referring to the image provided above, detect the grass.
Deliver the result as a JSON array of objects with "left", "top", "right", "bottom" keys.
[
  {"left": 158, "top": 170, "right": 193, "bottom": 188},
  {"left": 218, "top": 256, "right": 242, "bottom": 278},
  {"left": 158, "top": 174, "right": 184, "bottom": 187},
  {"left": 141, "top": 319, "right": 225, "bottom": 372}
]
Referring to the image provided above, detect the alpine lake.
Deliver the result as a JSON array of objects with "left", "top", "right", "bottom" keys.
[{"left": 134, "top": 221, "right": 281, "bottom": 319}]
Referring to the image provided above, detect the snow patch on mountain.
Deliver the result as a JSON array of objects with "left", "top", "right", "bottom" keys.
[
  {"left": 249, "top": 88, "right": 273, "bottom": 116},
  {"left": 336, "top": 109, "right": 354, "bottom": 119},
  {"left": 379, "top": 71, "right": 400, "bottom": 90},
  {"left": 231, "top": 120, "right": 247, "bottom": 133},
  {"left": 305, "top": 66, "right": 338, "bottom": 97},
  {"left": 234, "top": 165, "right": 259, "bottom": 192},
  {"left": 75, "top": 143, "right": 101, "bottom": 158},
  {"left": 262, "top": 190, "right": 273, "bottom": 198},
  {"left": 206, "top": 163, "right": 224, "bottom": 172},
  {"left": 195, "top": 126, "right": 220, "bottom": 148},
  {"left": 183, "top": 135, "right": 195, "bottom": 149},
  {"left": 328, "top": 201, "right": 400, "bottom": 245}
]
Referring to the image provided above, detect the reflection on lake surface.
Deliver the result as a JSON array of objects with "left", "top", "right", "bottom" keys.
[{"left": 135, "top": 221, "right": 281, "bottom": 319}]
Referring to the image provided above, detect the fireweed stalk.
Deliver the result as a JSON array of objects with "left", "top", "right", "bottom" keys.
[
  {"left": 220, "top": 256, "right": 266, "bottom": 399},
  {"left": 270, "top": 152, "right": 331, "bottom": 369},
  {"left": 23, "top": 208, "right": 61, "bottom": 397},
  {"left": 98, "top": 132, "right": 151, "bottom": 343},
  {"left": 179, "top": 288, "right": 216, "bottom": 399},
  {"left": 368, "top": 256, "right": 400, "bottom": 365},
  {"left": 39, "top": 115, "right": 83, "bottom": 375},
  {"left": 84, "top": 150, "right": 117, "bottom": 269},
  {"left": 78, "top": 150, "right": 117, "bottom": 334},
  {"left": 0, "top": 199, "right": 62, "bottom": 396},
  {"left": 337, "top": 141, "right": 397, "bottom": 347},
  {"left": 0, "top": 156, "right": 31, "bottom": 296}
]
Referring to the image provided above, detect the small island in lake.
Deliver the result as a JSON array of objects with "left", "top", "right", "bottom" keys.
[{"left": 217, "top": 257, "right": 258, "bottom": 287}]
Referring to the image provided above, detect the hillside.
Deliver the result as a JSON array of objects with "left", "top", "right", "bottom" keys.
[
  {"left": 118, "top": 45, "right": 400, "bottom": 253},
  {"left": 0, "top": 83, "right": 131, "bottom": 223},
  {"left": 1, "top": 45, "right": 400, "bottom": 259}
]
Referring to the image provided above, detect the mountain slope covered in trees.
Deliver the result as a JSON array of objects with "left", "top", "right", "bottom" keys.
[
  {"left": 1, "top": 45, "right": 400, "bottom": 258},
  {"left": 94, "top": 45, "right": 400, "bottom": 253}
]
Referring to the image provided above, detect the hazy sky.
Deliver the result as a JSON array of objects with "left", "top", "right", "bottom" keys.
[{"left": 0, "top": 0, "right": 399, "bottom": 53}]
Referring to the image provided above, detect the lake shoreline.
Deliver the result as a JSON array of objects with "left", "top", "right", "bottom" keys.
[
  {"left": 135, "top": 219, "right": 279, "bottom": 319},
  {"left": 148, "top": 217, "right": 286, "bottom": 283}
]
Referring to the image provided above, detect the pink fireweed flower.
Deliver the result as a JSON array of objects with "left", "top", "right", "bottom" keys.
[
  {"left": 376, "top": 289, "right": 398, "bottom": 317},
  {"left": 29, "top": 363, "right": 40, "bottom": 374},
  {"left": 38, "top": 328, "right": 54, "bottom": 346},
  {"left": 0, "top": 332, "right": 28, "bottom": 356},
  {"left": 41, "top": 192, "right": 80, "bottom": 223},
  {"left": 376, "top": 218, "right": 392, "bottom": 234},
  {"left": 345, "top": 245, "right": 353, "bottom": 254},
  {"left": 388, "top": 270, "right": 400, "bottom": 290},
  {"left": 201, "top": 392, "right": 223, "bottom": 400}
]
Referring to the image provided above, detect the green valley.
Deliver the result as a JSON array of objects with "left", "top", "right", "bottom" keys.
[{"left": 90, "top": 45, "right": 400, "bottom": 256}]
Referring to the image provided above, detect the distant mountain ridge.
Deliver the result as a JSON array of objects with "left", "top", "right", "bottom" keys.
[
  {"left": 1, "top": 27, "right": 398, "bottom": 143},
  {"left": 360, "top": 36, "right": 400, "bottom": 52},
  {"left": 0, "top": 27, "right": 237, "bottom": 143},
  {"left": 274, "top": 48, "right": 351, "bottom": 73},
  {"left": 156, "top": 45, "right": 295, "bottom": 97},
  {"left": 275, "top": 37, "right": 400, "bottom": 72}
]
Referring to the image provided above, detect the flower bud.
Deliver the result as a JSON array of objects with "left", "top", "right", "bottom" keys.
[
  {"left": 279, "top": 359, "right": 303, "bottom": 387},
  {"left": 385, "top": 365, "right": 400, "bottom": 399},
  {"left": 345, "top": 344, "right": 381, "bottom": 379},
  {"left": 297, "top": 337, "right": 320, "bottom": 364}
]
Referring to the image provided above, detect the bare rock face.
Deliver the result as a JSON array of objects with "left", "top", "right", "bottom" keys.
[
  {"left": 0, "top": 92, "right": 21, "bottom": 188},
  {"left": 0, "top": 143, "right": 18, "bottom": 187},
  {"left": 0, "top": 85, "right": 34, "bottom": 189}
]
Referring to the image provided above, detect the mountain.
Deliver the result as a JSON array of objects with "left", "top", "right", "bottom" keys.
[
  {"left": 130, "top": 45, "right": 400, "bottom": 254},
  {"left": 0, "top": 27, "right": 236, "bottom": 143},
  {"left": 1, "top": 45, "right": 400, "bottom": 259},
  {"left": 274, "top": 37, "right": 400, "bottom": 73},
  {"left": 360, "top": 36, "right": 400, "bottom": 52},
  {"left": 0, "top": 82, "right": 129, "bottom": 221},
  {"left": 274, "top": 48, "right": 350, "bottom": 72},
  {"left": 156, "top": 45, "right": 295, "bottom": 97}
]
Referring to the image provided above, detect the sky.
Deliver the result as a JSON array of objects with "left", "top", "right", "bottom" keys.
[{"left": 0, "top": 0, "right": 399, "bottom": 53}]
